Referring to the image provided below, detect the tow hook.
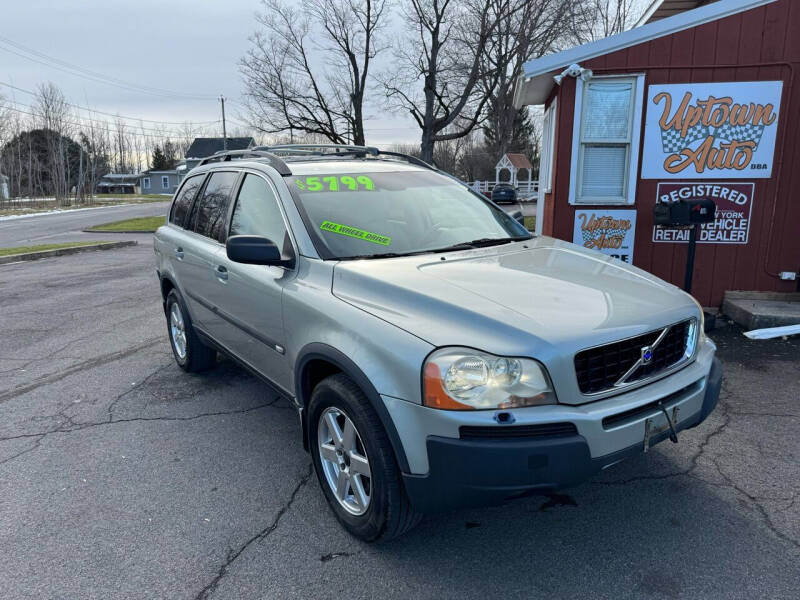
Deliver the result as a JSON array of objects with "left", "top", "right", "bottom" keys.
[{"left": 643, "top": 404, "right": 680, "bottom": 452}]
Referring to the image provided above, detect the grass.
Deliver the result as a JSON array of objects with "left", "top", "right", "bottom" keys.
[
  {"left": 0, "top": 241, "right": 112, "bottom": 257},
  {"left": 524, "top": 216, "right": 536, "bottom": 231},
  {"left": 87, "top": 216, "right": 165, "bottom": 232}
]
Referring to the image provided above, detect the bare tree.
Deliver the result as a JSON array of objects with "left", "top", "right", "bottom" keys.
[
  {"left": 241, "top": 0, "right": 387, "bottom": 145},
  {"left": 383, "top": 0, "right": 522, "bottom": 164},
  {"left": 177, "top": 121, "right": 205, "bottom": 156},
  {"left": 481, "top": 0, "right": 570, "bottom": 159},
  {"left": 34, "top": 83, "right": 73, "bottom": 202},
  {"left": 568, "top": 0, "right": 638, "bottom": 43}
]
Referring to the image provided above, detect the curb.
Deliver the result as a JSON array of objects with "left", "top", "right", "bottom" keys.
[
  {"left": 82, "top": 229, "right": 156, "bottom": 234},
  {"left": 0, "top": 241, "right": 138, "bottom": 265}
]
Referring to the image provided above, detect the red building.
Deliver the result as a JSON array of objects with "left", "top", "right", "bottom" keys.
[{"left": 514, "top": 0, "right": 799, "bottom": 307}]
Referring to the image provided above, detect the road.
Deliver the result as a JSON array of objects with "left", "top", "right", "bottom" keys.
[
  {"left": 0, "top": 243, "right": 798, "bottom": 599},
  {"left": 0, "top": 201, "right": 170, "bottom": 248}
]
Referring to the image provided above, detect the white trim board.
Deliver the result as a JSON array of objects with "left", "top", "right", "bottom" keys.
[{"left": 513, "top": 0, "right": 777, "bottom": 107}]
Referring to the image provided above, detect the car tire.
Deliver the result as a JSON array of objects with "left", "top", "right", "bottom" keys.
[
  {"left": 309, "top": 373, "right": 422, "bottom": 542},
  {"left": 165, "top": 288, "right": 217, "bottom": 373}
]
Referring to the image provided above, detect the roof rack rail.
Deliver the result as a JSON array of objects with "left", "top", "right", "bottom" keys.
[
  {"left": 198, "top": 149, "right": 292, "bottom": 176},
  {"left": 254, "top": 144, "right": 438, "bottom": 172},
  {"left": 374, "top": 150, "right": 437, "bottom": 172},
  {"left": 254, "top": 144, "right": 379, "bottom": 157}
]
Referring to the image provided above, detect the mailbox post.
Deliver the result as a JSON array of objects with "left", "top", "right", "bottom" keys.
[{"left": 653, "top": 199, "right": 717, "bottom": 294}]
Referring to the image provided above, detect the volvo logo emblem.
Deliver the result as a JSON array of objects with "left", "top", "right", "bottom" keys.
[{"left": 641, "top": 346, "right": 654, "bottom": 365}]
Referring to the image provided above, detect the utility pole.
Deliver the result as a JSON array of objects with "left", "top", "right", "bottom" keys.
[{"left": 220, "top": 95, "right": 228, "bottom": 151}]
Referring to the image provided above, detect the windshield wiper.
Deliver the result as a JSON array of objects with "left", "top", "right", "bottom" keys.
[
  {"left": 338, "top": 250, "right": 429, "bottom": 261},
  {"left": 429, "top": 235, "right": 531, "bottom": 253},
  {"left": 336, "top": 235, "right": 532, "bottom": 261}
]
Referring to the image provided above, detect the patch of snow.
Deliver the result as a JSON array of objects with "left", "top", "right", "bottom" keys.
[{"left": 0, "top": 204, "right": 133, "bottom": 221}]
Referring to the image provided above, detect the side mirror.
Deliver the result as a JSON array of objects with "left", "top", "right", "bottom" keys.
[
  {"left": 511, "top": 210, "right": 524, "bottom": 226},
  {"left": 226, "top": 235, "right": 294, "bottom": 267}
]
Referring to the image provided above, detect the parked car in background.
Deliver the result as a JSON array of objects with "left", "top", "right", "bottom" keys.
[
  {"left": 491, "top": 182, "right": 517, "bottom": 204},
  {"left": 154, "top": 144, "right": 722, "bottom": 542}
]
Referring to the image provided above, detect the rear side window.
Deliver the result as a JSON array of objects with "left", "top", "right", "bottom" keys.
[
  {"left": 189, "top": 171, "right": 239, "bottom": 242},
  {"left": 169, "top": 174, "right": 205, "bottom": 227},
  {"left": 230, "top": 174, "right": 289, "bottom": 251}
]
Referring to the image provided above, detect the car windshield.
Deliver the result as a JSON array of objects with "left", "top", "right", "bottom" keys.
[{"left": 288, "top": 169, "right": 531, "bottom": 260}]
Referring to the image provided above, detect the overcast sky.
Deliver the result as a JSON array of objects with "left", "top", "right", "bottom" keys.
[{"left": 0, "top": 0, "right": 417, "bottom": 144}]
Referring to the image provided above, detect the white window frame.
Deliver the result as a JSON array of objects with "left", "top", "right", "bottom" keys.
[
  {"left": 569, "top": 74, "right": 645, "bottom": 205},
  {"left": 536, "top": 97, "right": 557, "bottom": 235},
  {"left": 142, "top": 177, "right": 151, "bottom": 190},
  {"left": 161, "top": 175, "right": 170, "bottom": 190}
]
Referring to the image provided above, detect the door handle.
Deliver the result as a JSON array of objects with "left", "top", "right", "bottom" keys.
[
  {"left": 215, "top": 265, "right": 228, "bottom": 282},
  {"left": 174, "top": 247, "right": 184, "bottom": 260}
]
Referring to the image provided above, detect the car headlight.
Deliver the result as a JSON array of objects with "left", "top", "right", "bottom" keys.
[
  {"left": 423, "top": 347, "right": 556, "bottom": 410},
  {"left": 684, "top": 318, "right": 699, "bottom": 359},
  {"left": 687, "top": 298, "right": 706, "bottom": 351}
]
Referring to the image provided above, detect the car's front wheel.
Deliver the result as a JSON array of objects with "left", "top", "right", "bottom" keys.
[{"left": 309, "top": 373, "right": 421, "bottom": 541}]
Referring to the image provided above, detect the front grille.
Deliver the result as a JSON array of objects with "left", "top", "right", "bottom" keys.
[
  {"left": 459, "top": 422, "right": 578, "bottom": 439},
  {"left": 574, "top": 320, "right": 693, "bottom": 395}
]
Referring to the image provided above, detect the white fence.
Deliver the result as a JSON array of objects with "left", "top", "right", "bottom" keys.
[{"left": 471, "top": 180, "right": 538, "bottom": 200}]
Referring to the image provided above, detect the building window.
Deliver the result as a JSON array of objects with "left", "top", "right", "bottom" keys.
[
  {"left": 162, "top": 176, "right": 170, "bottom": 190},
  {"left": 142, "top": 177, "right": 151, "bottom": 190},
  {"left": 570, "top": 75, "right": 644, "bottom": 205}
]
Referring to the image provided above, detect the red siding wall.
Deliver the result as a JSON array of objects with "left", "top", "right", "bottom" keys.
[{"left": 545, "top": 0, "right": 800, "bottom": 307}]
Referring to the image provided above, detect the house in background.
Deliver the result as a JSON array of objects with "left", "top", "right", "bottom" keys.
[
  {"left": 140, "top": 170, "right": 181, "bottom": 195},
  {"left": 184, "top": 137, "right": 255, "bottom": 171},
  {"left": 514, "top": 0, "right": 799, "bottom": 307},
  {"left": 96, "top": 173, "right": 140, "bottom": 194}
]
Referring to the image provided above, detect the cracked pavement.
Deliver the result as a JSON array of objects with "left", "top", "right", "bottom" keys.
[{"left": 0, "top": 242, "right": 798, "bottom": 599}]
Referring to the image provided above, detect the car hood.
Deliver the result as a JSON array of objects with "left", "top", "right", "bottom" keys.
[{"left": 331, "top": 236, "right": 699, "bottom": 359}]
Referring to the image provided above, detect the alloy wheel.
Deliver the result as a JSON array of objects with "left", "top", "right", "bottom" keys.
[
  {"left": 169, "top": 303, "right": 187, "bottom": 360},
  {"left": 317, "top": 407, "right": 372, "bottom": 516}
]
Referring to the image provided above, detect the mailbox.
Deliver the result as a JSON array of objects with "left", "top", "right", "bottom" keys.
[
  {"left": 653, "top": 199, "right": 717, "bottom": 226},
  {"left": 653, "top": 198, "right": 717, "bottom": 298}
]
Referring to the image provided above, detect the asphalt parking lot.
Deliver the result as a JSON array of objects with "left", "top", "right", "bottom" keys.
[{"left": 0, "top": 242, "right": 798, "bottom": 599}]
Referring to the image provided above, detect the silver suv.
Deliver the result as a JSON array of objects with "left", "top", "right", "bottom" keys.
[{"left": 154, "top": 145, "right": 722, "bottom": 541}]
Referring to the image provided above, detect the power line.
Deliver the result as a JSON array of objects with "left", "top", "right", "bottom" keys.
[
  {"left": 1, "top": 103, "right": 207, "bottom": 142},
  {"left": 3, "top": 100, "right": 217, "bottom": 137},
  {"left": 0, "top": 35, "right": 218, "bottom": 100},
  {"left": 0, "top": 82, "right": 221, "bottom": 126}
]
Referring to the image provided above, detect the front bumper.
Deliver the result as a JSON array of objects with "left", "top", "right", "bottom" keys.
[{"left": 398, "top": 355, "right": 722, "bottom": 513}]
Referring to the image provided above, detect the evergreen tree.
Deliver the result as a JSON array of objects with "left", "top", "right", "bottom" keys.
[
  {"left": 0, "top": 129, "right": 86, "bottom": 197},
  {"left": 163, "top": 139, "right": 178, "bottom": 169},
  {"left": 481, "top": 92, "right": 536, "bottom": 160},
  {"left": 151, "top": 145, "right": 169, "bottom": 170}
]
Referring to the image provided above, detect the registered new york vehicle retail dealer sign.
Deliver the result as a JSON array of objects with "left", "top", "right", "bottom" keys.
[
  {"left": 653, "top": 182, "right": 754, "bottom": 244},
  {"left": 641, "top": 81, "right": 783, "bottom": 179}
]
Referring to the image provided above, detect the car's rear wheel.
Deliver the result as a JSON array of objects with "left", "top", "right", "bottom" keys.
[
  {"left": 309, "top": 373, "right": 421, "bottom": 541},
  {"left": 165, "top": 289, "right": 216, "bottom": 372}
]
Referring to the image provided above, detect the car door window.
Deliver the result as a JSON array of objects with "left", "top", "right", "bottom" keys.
[
  {"left": 189, "top": 171, "right": 239, "bottom": 242},
  {"left": 230, "top": 174, "right": 289, "bottom": 252},
  {"left": 169, "top": 174, "right": 205, "bottom": 228}
]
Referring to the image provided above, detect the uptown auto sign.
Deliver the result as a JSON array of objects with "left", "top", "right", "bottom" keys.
[
  {"left": 642, "top": 81, "right": 783, "bottom": 179},
  {"left": 653, "top": 183, "right": 754, "bottom": 245}
]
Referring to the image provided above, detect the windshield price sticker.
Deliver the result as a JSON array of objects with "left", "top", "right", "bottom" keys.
[
  {"left": 320, "top": 221, "right": 391, "bottom": 246},
  {"left": 296, "top": 175, "right": 375, "bottom": 192}
]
